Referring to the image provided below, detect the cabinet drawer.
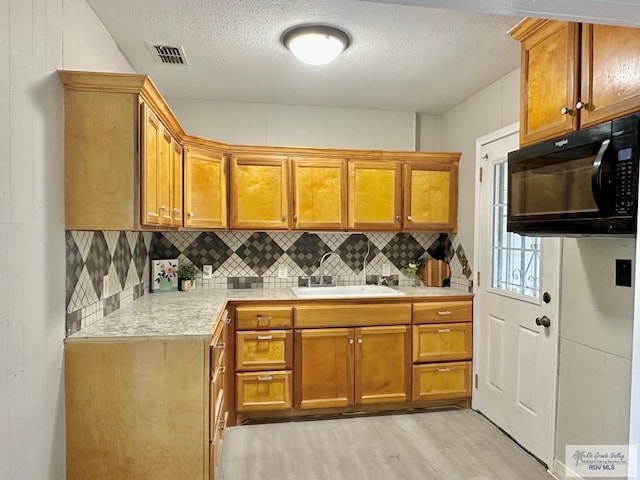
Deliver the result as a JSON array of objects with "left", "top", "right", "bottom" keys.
[
  {"left": 295, "top": 303, "right": 411, "bottom": 328},
  {"left": 413, "top": 323, "right": 472, "bottom": 362},
  {"left": 236, "top": 371, "right": 292, "bottom": 411},
  {"left": 210, "top": 321, "right": 225, "bottom": 379},
  {"left": 412, "top": 361, "right": 472, "bottom": 401},
  {"left": 209, "top": 376, "right": 224, "bottom": 441},
  {"left": 236, "top": 305, "right": 292, "bottom": 329},
  {"left": 210, "top": 411, "right": 227, "bottom": 478},
  {"left": 236, "top": 330, "right": 292, "bottom": 371},
  {"left": 413, "top": 301, "right": 472, "bottom": 324}
]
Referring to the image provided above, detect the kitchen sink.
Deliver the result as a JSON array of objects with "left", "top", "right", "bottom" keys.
[{"left": 290, "top": 285, "right": 405, "bottom": 298}]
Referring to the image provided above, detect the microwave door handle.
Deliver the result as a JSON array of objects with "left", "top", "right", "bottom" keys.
[{"left": 591, "top": 139, "right": 611, "bottom": 212}]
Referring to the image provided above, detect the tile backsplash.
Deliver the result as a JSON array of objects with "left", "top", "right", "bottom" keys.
[{"left": 65, "top": 230, "right": 472, "bottom": 335}]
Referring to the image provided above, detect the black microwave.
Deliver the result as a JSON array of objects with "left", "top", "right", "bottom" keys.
[{"left": 507, "top": 113, "right": 639, "bottom": 236}]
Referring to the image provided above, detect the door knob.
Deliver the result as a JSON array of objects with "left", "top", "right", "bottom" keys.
[{"left": 535, "top": 316, "right": 551, "bottom": 328}]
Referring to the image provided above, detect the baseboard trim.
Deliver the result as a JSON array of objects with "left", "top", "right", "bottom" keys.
[{"left": 553, "top": 458, "right": 584, "bottom": 480}]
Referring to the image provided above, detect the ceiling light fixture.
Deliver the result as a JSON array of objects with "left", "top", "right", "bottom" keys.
[{"left": 282, "top": 25, "right": 350, "bottom": 66}]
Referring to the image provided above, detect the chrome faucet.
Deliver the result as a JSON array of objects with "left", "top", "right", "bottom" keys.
[{"left": 318, "top": 251, "right": 344, "bottom": 287}]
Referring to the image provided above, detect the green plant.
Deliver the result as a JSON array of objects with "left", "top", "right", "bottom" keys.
[
  {"left": 403, "top": 257, "right": 425, "bottom": 276},
  {"left": 177, "top": 263, "right": 199, "bottom": 281}
]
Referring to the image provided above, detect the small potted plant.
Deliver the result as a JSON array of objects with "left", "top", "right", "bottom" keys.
[
  {"left": 403, "top": 256, "right": 425, "bottom": 286},
  {"left": 177, "top": 263, "right": 199, "bottom": 292}
]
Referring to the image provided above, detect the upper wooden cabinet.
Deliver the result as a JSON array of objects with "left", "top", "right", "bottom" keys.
[
  {"left": 61, "top": 71, "right": 187, "bottom": 230},
  {"left": 61, "top": 71, "right": 461, "bottom": 232},
  {"left": 402, "top": 156, "right": 459, "bottom": 232},
  {"left": 183, "top": 141, "right": 227, "bottom": 229},
  {"left": 291, "top": 157, "right": 347, "bottom": 230},
  {"left": 511, "top": 20, "right": 579, "bottom": 146},
  {"left": 580, "top": 24, "right": 640, "bottom": 128},
  {"left": 511, "top": 19, "right": 640, "bottom": 146},
  {"left": 229, "top": 153, "right": 289, "bottom": 229},
  {"left": 348, "top": 159, "right": 402, "bottom": 231},
  {"left": 141, "top": 104, "right": 181, "bottom": 228}
]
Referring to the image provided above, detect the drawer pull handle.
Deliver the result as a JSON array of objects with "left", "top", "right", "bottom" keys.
[
  {"left": 257, "top": 335, "right": 273, "bottom": 340},
  {"left": 218, "top": 366, "right": 226, "bottom": 374},
  {"left": 256, "top": 315, "right": 272, "bottom": 322},
  {"left": 214, "top": 342, "right": 225, "bottom": 349},
  {"left": 437, "top": 368, "right": 451, "bottom": 372},
  {"left": 437, "top": 310, "right": 451, "bottom": 315},
  {"left": 436, "top": 328, "right": 451, "bottom": 333},
  {"left": 218, "top": 418, "right": 225, "bottom": 430},
  {"left": 257, "top": 375, "right": 273, "bottom": 381},
  {"left": 223, "top": 312, "right": 231, "bottom": 324}
]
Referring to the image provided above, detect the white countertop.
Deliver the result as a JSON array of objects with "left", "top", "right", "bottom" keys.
[{"left": 66, "top": 286, "right": 472, "bottom": 341}]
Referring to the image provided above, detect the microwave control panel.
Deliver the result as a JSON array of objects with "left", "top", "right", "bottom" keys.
[{"left": 613, "top": 146, "right": 637, "bottom": 215}]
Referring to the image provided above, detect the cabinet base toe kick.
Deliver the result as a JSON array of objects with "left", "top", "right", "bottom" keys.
[{"left": 235, "top": 398, "right": 471, "bottom": 425}]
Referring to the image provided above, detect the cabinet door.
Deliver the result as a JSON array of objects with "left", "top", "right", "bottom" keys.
[
  {"left": 580, "top": 24, "right": 640, "bottom": 128},
  {"left": 295, "top": 328, "right": 353, "bottom": 409},
  {"left": 141, "top": 105, "right": 161, "bottom": 225},
  {"left": 403, "top": 162, "right": 458, "bottom": 232},
  {"left": 158, "top": 129, "right": 173, "bottom": 225},
  {"left": 516, "top": 20, "right": 579, "bottom": 146},
  {"left": 184, "top": 147, "right": 227, "bottom": 229},
  {"left": 230, "top": 154, "right": 289, "bottom": 229},
  {"left": 348, "top": 160, "right": 402, "bottom": 230},
  {"left": 354, "top": 326, "right": 410, "bottom": 405},
  {"left": 170, "top": 141, "right": 183, "bottom": 227},
  {"left": 291, "top": 157, "right": 347, "bottom": 230}
]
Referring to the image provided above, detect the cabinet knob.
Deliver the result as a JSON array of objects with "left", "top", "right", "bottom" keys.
[
  {"left": 357, "top": 338, "right": 363, "bottom": 344},
  {"left": 282, "top": 215, "right": 287, "bottom": 221},
  {"left": 395, "top": 215, "right": 401, "bottom": 221},
  {"left": 188, "top": 212, "right": 194, "bottom": 217},
  {"left": 172, "top": 208, "right": 180, "bottom": 214},
  {"left": 293, "top": 214, "right": 298, "bottom": 221},
  {"left": 575, "top": 101, "right": 586, "bottom": 110},
  {"left": 349, "top": 339, "right": 354, "bottom": 345},
  {"left": 159, "top": 205, "right": 166, "bottom": 210},
  {"left": 560, "top": 107, "right": 570, "bottom": 115},
  {"left": 407, "top": 215, "right": 413, "bottom": 221}
]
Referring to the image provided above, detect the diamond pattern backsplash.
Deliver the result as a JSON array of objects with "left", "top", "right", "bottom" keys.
[
  {"left": 66, "top": 229, "right": 471, "bottom": 336},
  {"left": 66, "top": 231, "right": 152, "bottom": 336}
]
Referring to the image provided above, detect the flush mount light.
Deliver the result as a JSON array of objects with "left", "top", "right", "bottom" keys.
[{"left": 282, "top": 25, "right": 350, "bottom": 66}]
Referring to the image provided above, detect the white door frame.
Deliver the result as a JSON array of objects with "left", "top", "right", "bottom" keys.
[{"left": 472, "top": 122, "right": 561, "bottom": 468}]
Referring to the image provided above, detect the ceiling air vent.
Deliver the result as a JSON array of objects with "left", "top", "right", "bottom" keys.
[{"left": 146, "top": 43, "right": 189, "bottom": 65}]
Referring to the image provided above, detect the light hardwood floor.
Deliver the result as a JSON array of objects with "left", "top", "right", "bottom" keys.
[{"left": 221, "top": 409, "right": 553, "bottom": 480}]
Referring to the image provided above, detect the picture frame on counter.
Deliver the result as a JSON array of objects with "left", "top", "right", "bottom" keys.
[{"left": 151, "top": 259, "right": 179, "bottom": 293}]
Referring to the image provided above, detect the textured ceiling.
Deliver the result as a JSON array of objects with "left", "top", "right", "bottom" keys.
[{"left": 87, "top": 0, "right": 523, "bottom": 113}]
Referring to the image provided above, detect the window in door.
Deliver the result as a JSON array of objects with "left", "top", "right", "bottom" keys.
[{"left": 491, "top": 161, "right": 540, "bottom": 298}]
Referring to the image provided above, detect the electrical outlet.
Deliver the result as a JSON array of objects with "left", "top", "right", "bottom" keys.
[
  {"left": 102, "top": 275, "right": 109, "bottom": 298},
  {"left": 202, "top": 265, "right": 213, "bottom": 279},
  {"left": 382, "top": 263, "right": 391, "bottom": 277},
  {"left": 278, "top": 264, "right": 288, "bottom": 279}
]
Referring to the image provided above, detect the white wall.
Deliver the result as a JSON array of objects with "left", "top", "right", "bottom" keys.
[
  {"left": 0, "top": 1, "right": 133, "bottom": 479},
  {"left": 436, "top": 68, "right": 520, "bottom": 265},
  {"left": 167, "top": 97, "right": 417, "bottom": 151},
  {"left": 555, "top": 238, "right": 635, "bottom": 466}
]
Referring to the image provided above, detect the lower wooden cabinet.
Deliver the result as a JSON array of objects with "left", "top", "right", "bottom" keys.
[
  {"left": 65, "top": 336, "right": 214, "bottom": 480},
  {"left": 294, "top": 326, "right": 410, "bottom": 409},
  {"left": 412, "top": 361, "right": 472, "bottom": 401},
  {"left": 236, "top": 371, "right": 292, "bottom": 411},
  {"left": 230, "top": 298, "right": 473, "bottom": 423}
]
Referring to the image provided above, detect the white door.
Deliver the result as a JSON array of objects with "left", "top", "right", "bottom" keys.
[{"left": 473, "top": 124, "right": 561, "bottom": 467}]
